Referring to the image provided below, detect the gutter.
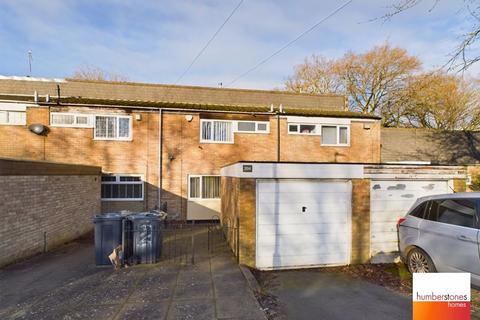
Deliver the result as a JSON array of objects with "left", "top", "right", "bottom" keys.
[
  {"left": 38, "top": 101, "right": 277, "bottom": 116},
  {"left": 158, "top": 108, "right": 163, "bottom": 211}
]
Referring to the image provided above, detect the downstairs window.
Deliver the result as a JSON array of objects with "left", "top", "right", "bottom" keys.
[
  {"left": 188, "top": 175, "right": 221, "bottom": 200},
  {"left": 101, "top": 174, "right": 143, "bottom": 201}
]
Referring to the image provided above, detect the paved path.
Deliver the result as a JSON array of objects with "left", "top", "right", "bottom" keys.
[
  {"left": 262, "top": 270, "right": 411, "bottom": 320},
  {"left": 0, "top": 226, "right": 266, "bottom": 320}
]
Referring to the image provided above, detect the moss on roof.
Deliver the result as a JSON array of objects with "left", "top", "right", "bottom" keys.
[{"left": 0, "top": 94, "right": 380, "bottom": 119}]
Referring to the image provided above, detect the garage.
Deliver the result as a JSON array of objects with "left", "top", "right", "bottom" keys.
[
  {"left": 369, "top": 179, "right": 451, "bottom": 262},
  {"left": 256, "top": 180, "right": 351, "bottom": 269},
  {"left": 220, "top": 162, "right": 466, "bottom": 269}
]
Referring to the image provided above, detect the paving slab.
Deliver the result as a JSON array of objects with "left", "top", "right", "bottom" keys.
[
  {"left": 216, "top": 296, "right": 266, "bottom": 319},
  {"left": 174, "top": 281, "right": 214, "bottom": 300},
  {"left": 0, "top": 226, "right": 266, "bottom": 320},
  {"left": 116, "top": 300, "right": 170, "bottom": 320},
  {"left": 166, "top": 299, "right": 216, "bottom": 320}
]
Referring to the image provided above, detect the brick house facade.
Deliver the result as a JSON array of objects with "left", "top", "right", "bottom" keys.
[{"left": 0, "top": 77, "right": 380, "bottom": 220}]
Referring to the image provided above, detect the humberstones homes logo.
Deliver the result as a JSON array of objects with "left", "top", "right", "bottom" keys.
[{"left": 413, "top": 273, "right": 470, "bottom": 320}]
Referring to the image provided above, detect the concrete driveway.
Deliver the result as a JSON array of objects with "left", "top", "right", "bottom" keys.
[
  {"left": 259, "top": 270, "right": 411, "bottom": 320},
  {"left": 0, "top": 227, "right": 266, "bottom": 320}
]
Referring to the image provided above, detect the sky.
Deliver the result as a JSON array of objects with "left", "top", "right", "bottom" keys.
[{"left": 0, "top": 0, "right": 478, "bottom": 90}]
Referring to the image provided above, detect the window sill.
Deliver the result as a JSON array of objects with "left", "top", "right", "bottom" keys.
[
  {"left": 235, "top": 131, "right": 270, "bottom": 134},
  {"left": 0, "top": 123, "right": 26, "bottom": 126},
  {"left": 101, "top": 198, "right": 144, "bottom": 202},
  {"left": 288, "top": 132, "right": 321, "bottom": 136},
  {"left": 199, "top": 140, "right": 234, "bottom": 144},
  {"left": 188, "top": 198, "right": 221, "bottom": 201},
  {"left": 94, "top": 138, "right": 133, "bottom": 142},
  {"left": 51, "top": 125, "right": 93, "bottom": 128},
  {"left": 320, "top": 144, "right": 351, "bottom": 147}
]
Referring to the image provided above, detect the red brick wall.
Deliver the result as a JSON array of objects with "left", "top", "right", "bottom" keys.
[
  {"left": 0, "top": 107, "right": 381, "bottom": 219},
  {"left": 280, "top": 120, "right": 381, "bottom": 163},
  {"left": 0, "top": 107, "right": 160, "bottom": 212}
]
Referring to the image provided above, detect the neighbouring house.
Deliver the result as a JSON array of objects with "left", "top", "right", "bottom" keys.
[
  {"left": 0, "top": 76, "right": 470, "bottom": 268},
  {"left": 0, "top": 76, "right": 379, "bottom": 221},
  {"left": 381, "top": 127, "right": 480, "bottom": 190}
]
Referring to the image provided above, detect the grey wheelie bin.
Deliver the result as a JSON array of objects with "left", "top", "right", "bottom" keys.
[
  {"left": 124, "top": 213, "right": 163, "bottom": 264},
  {"left": 93, "top": 213, "right": 124, "bottom": 265}
]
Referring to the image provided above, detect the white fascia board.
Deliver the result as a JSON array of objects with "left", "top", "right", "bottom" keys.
[
  {"left": 286, "top": 116, "right": 351, "bottom": 125},
  {"left": 350, "top": 119, "right": 378, "bottom": 123},
  {"left": 0, "top": 102, "right": 32, "bottom": 111},
  {"left": 220, "top": 163, "right": 364, "bottom": 179},
  {"left": 385, "top": 161, "right": 432, "bottom": 165},
  {"left": 365, "top": 173, "right": 466, "bottom": 180}
]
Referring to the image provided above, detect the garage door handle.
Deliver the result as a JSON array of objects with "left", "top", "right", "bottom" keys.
[
  {"left": 457, "top": 235, "right": 473, "bottom": 242},
  {"left": 302, "top": 206, "right": 307, "bottom": 213}
]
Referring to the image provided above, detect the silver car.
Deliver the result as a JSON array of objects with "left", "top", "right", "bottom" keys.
[{"left": 398, "top": 192, "right": 480, "bottom": 286}]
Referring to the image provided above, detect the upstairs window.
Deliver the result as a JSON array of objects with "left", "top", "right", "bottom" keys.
[
  {"left": 95, "top": 115, "right": 132, "bottom": 140},
  {"left": 101, "top": 174, "right": 143, "bottom": 201},
  {"left": 0, "top": 111, "right": 26, "bottom": 125},
  {"left": 50, "top": 113, "right": 93, "bottom": 128},
  {"left": 321, "top": 125, "right": 349, "bottom": 146},
  {"left": 288, "top": 123, "right": 319, "bottom": 135},
  {"left": 236, "top": 121, "right": 270, "bottom": 133},
  {"left": 200, "top": 120, "right": 233, "bottom": 143},
  {"left": 188, "top": 175, "right": 221, "bottom": 199}
]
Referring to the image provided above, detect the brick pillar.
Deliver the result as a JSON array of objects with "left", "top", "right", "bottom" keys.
[
  {"left": 453, "top": 178, "right": 467, "bottom": 192},
  {"left": 351, "top": 179, "right": 371, "bottom": 264}
]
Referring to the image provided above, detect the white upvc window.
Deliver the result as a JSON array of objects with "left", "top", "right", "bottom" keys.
[
  {"left": 50, "top": 113, "right": 93, "bottom": 128},
  {"left": 200, "top": 119, "right": 233, "bottom": 143},
  {"left": 0, "top": 111, "right": 26, "bottom": 125},
  {"left": 94, "top": 115, "right": 132, "bottom": 140},
  {"left": 235, "top": 121, "right": 270, "bottom": 134},
  {"left": 188, "top": 175, "right": 221, "bottom": 200},
  {"left": 287, "top": 123, "right": 320, "bottom": 135},
  {"left": 101, "top": 174, "right": 144, "bottom": 201},
  {"left": 321, "top": 125, "right": 350, "bottom": 146}
]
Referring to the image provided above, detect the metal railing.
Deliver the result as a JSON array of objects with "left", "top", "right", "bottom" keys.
[{"left": 220, "top": 216, "right": 240, "bottom": 263}]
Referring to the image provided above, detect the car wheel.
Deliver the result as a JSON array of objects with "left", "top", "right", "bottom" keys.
[{"left": 407, "top": 248, "right": 436, "bottom": 273}]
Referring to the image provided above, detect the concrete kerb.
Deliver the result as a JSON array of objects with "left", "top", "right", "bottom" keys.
[
  {"left": 239, "top": 265, "right": 268, "bottom": 320},
  {"left": 239, "top": 265, "right": 261, "bottom": 292}
]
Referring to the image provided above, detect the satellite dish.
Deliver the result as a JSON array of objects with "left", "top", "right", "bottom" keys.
[{"left": 28, "top": 123, "right": 47, "bottom": 135}]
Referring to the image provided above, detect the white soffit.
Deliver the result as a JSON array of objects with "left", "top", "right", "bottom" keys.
[
  {"left": 286, "top": 116, "right": 351, "bottom": 125},
  {"left": 220, "top": 163, "right": 364, "bottom": 179}
]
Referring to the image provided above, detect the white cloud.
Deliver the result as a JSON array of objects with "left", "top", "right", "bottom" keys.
[{"left": 0, "top": 0, "right": 478, "bottom": 89}]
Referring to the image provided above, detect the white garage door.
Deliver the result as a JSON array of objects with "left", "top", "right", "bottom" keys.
[
  {"left": 256, "top": 180, "right": 352, "bottom": 269},
  {"left": 370, "top": 180, "right": 450, "bottom": 262}
]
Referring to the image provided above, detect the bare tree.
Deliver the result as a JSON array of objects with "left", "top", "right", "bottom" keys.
[
  {"left": 285, "top": 43, "right": 421, "bottom": 125},
  {"left": 70, "top": 65, "right": 128, "bottom": 82},
  {"left": 285, "top": 55, "right": 344, "bottom": 94},
  {"left": 401, "top": 72, "right": 480, "bottom": 129},
  {"left": 339, "top": 43, "right": 421, "bottom": 116},
  {"left": 381, "top": 0, "right": 480, "bottom": 71}
]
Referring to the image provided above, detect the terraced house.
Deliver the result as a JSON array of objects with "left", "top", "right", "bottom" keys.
[
  {"left": 0, "top": 76, "right": 380, "bottom": 220},
  {"left": 0, "top": 76, "right": 467, "bottom": 268}
]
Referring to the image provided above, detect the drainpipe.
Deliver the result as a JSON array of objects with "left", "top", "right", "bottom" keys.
[
  {"left": 158, "top": 108, "right": 163, "bottom": 211},
  {"left": 276, "top": 112, "right": 280, "bottom": 162},
  {"left": 56, "top": 85, "right": 61, "bottom": 105}
]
